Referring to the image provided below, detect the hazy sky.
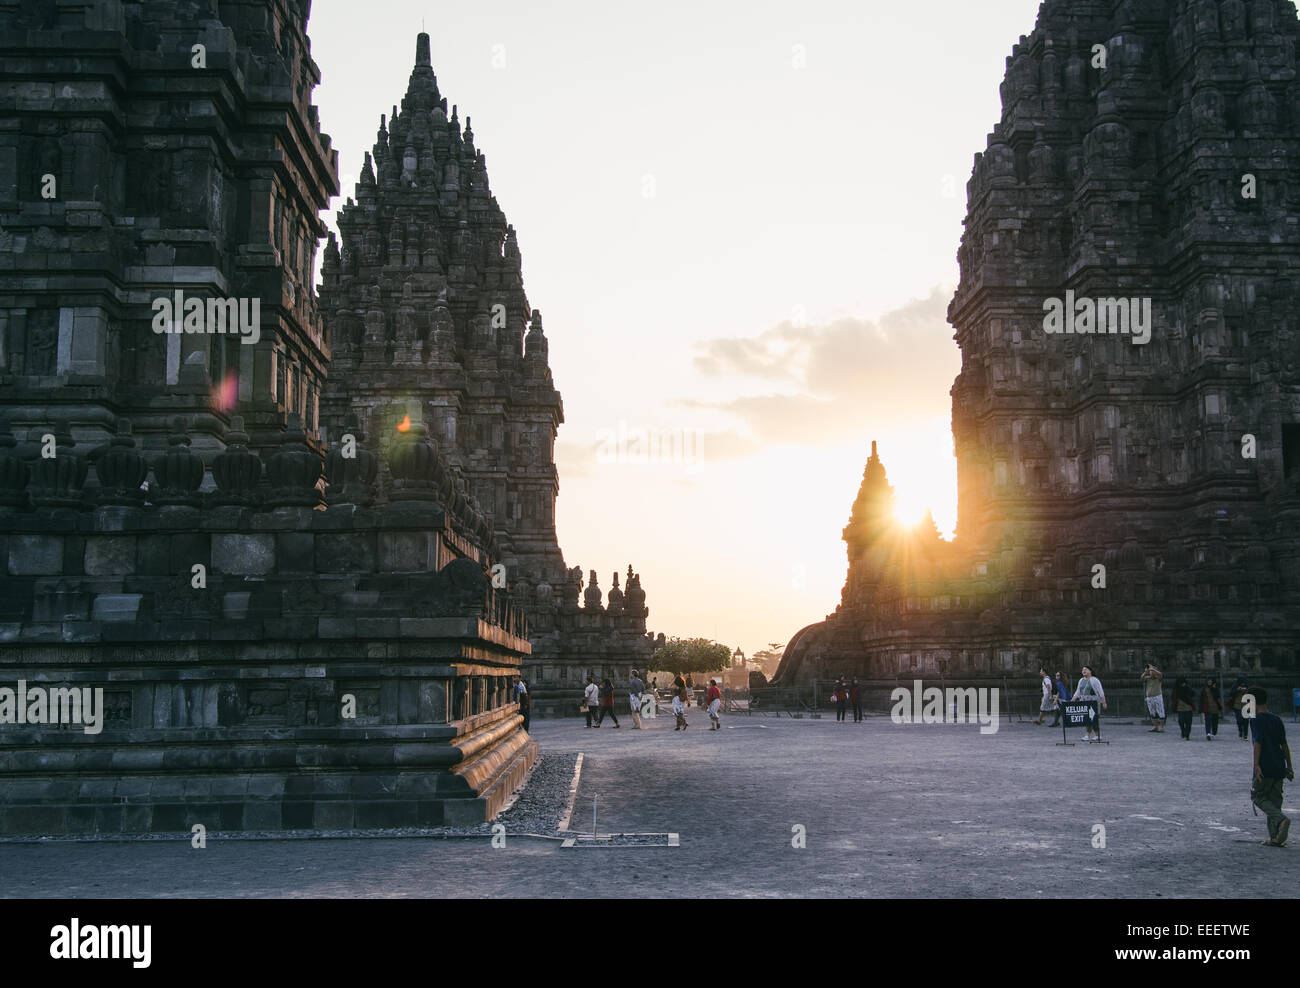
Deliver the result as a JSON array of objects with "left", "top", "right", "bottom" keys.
[{"left": 307, "top": 0, "right": 1044, "bottom": 654}]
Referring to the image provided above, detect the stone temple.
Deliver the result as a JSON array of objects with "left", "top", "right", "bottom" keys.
[
  {"left": 0, "top": 1, "right": 648, "bottom": 834},
  {"left": 316, "top": 34, "right": 660, "bottom": 717},
  {"left": 777, "top": 0, "right": 1300, "bottom": 687}
]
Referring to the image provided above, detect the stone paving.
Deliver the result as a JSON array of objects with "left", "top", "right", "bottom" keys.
[{"left": 0, "top": 710, "right": 1293, "bottom": 898}]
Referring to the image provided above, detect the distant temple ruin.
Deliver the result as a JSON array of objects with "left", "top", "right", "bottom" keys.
[
  {"left": 776, "top": 0, "right": 1300, "bottom": 686},
  {"left": 317, "top": 33, "right": 660, "bottom": 715}
]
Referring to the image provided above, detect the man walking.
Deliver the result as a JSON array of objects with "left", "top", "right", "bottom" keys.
[
  {"left": 628, "top": 669, "right": 645, "bottom": 729},
  {"left": 1247, "top": 689, "right": 1293, "bottom": 847},
  {"left": 1141, "top": 663, "right": 1166, "bottom": 733},
  {"left": 706, "top": 678, "right": 722, "bottom": 730},
  {"left": 850, "top": 677, "right": 863, "bottom": 723}
]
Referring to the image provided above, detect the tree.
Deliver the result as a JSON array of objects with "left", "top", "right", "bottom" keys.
[
  {"left": 749, "top": 646, "right": 784, "bottom": 676},
  {"left": 650, "top": 637, "right": 732, "bottom": 677}
]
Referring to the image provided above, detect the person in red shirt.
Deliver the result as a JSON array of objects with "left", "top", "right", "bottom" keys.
[
  {"left": 833, "top": 678, "right": 848, "bottom": 723},
  {"left": 706, "top": 679, "right": 723, "bottom": 730}
]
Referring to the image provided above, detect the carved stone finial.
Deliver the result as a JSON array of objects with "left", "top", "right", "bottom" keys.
[
  {"left": 211, "top": 415, "right": 263, "bottom": 506},
  {"left": 265, "top": 413, "right": 324, "bottom": 509}
]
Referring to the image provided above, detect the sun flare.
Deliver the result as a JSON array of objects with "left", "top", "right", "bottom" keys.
[{"left": 893, "top": 501, "right": 927, "bottom": 528}]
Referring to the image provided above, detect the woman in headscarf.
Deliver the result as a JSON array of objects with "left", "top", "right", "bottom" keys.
[
  {"left": 1200, "top": 676, "right": 1223, "bottom": 740},
  {"left": 833, "top": 677, "right": 849, "bottom": 723},
  {"left": 1174, "top": 677, "right": 1197, "bottom": 740},
  {"left": 671, "top": 673, "right": 689, "bottom": 731},
  {"left": 596, "top": 677, "right": 619, "bottom": 728}
]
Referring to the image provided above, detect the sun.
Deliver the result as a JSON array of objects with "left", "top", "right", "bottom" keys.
[{"left": 893, "top": 500, "right": 927, "bottom": 528}]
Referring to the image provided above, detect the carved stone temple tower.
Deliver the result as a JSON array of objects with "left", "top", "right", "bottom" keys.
[
  {"left": 319, "top": 35, "right": 659, "bottom": 714},
  {"left": 0, "top": 3, "right": 538, "bottom": 835},
  {"left": 0, "top": 0, "right": 339, "bottom": 457},
  {"left": 776, "top": 0, "right": 1300, "bottom": 689}
]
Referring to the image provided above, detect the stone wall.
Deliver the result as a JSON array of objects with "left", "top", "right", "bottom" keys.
[{"left": 0, "top": 414, "right": 537, "bottom": 834}]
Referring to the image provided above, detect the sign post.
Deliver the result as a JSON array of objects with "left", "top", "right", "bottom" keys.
[{"left": 1057, "top": 699, "right": 1107, "bottom": 746}]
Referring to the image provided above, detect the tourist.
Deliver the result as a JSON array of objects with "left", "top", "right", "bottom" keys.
[
  {"left": 671, "top": 673, "right": 689, "bottom": 730},
  {"left": 1071, "top": 666, "right": 1106, "bottom": 741},
  {"left": 1247, "top": 689, "right": 1293, "bottom": 847},
  {"left": 1049, "top": 671, "right": 1070, "bottom": 727},
  {"left": 1200, "top": 676, "right": 1222, "bottom": 740},
  {"left": 1034, "top": 667, "right": 1054, "bottom": 725},
  {"left": 1141, "top": 663, "right": 1166, "bottom": 733},
  {"left": 583, "top": 675, "right": 599, "bottom": 728},
  {"left": 1174, "top": 677, "right": 1196, "bottom": 740},
  {"left": 707, "top": 678, "right": 722, "bottom": 730},
  {"left": 594, "top": 677, "right": 619, "bottom": 727},
  {"left": 833, "top": 677, "right": 848, "bottom": 722},
  {"left": 685, "top": 674, "right": 695, "bottom": 707},
  {"left": 850, "top": 677, "right": 863, "bottom": 723},
  {"left": 628, "top": 669, "right": 644, "bottom": 729},
  {"left": 1229, "top": 676, "right": 1251, "bottom": 740},
  {"left": 515, "top": 676, "right": 531, "bottom": 732}
]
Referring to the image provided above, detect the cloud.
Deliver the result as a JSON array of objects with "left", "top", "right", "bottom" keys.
[{"left": 688, "top": 287, "right": 959, "bottom": 446}]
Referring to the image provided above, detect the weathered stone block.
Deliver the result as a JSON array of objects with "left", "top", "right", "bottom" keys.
[
  {"left": 84, "top": 536, "right": 137, "bottom": 576},
  {"left": 8, "top": 535, "right": 63, "bottom": 575},
  {"left": 276, "top": 532, "right": 315, "bottom": 573},
  {"left": 242, "top": 801, "right": 281, "bottom": 829},
  {"left": 211, "top": 534, "right": 275, "bottom": 575},
  {"left": 168, "top": 533, "right": 210, "bottom": 576},
  {"left": 90, "top": 593, "right": 143, "bottom": 622},
  {"left": 315, "top": 533, "right": 375, "bottom": 573},
  {"left": 313, "top": 801, "right": 354, "bottom": 829},
  {"left": 378, "top": 531, "right": 432, "bottom": 572}
]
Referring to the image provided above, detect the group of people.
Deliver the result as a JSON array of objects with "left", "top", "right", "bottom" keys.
[
  {"left": 1032, "top": 663, "right": 1293, "bottom": 847},
  {"left": 580, "top": 671, "right": 724, "bottom": 732},
  {"left": 831, "top": 678, "right": 864, "bottom": 722},
  {"left": 1032, "top": 665, "right": 1262, "bottom": 745},
  {"left": 1033, "top": 667, "right": 1106, "bottom": 740},
  {"left": 1137, "top": 667, "right": 1255, "bottom": 742}
]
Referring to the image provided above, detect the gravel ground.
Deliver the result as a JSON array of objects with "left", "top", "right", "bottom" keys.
[{"left": 0, "top": 716, "right": 1294, "bottom": 897}]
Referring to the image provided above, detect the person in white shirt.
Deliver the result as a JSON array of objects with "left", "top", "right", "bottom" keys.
[
  {"left": 1072, "top": 665, "right": 1107, "bottom": 742},
  {"left": 583, "top": 676, "right": 600, "bottom": 729}
]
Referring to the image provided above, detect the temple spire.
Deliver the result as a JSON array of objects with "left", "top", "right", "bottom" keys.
[{"left": 415, "top": 32, "right": 431, "bottom": 67}]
